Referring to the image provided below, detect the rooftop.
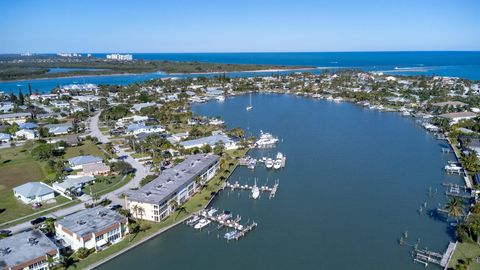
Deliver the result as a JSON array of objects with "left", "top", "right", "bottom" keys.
[
  {"left": 0, "top": 230, "right": 57, "bottom": 269},
  {"left": 56, "top": 206, "right": 126, "bottom": 238},
  {"left": 127, "top": 154, "right": 220, "bottom": 204},
  {"left": 13, "top": 182, "right": 54, "bottom": 198},
  {"left": 180, "top": 134, "right": 234, "bottom": 148},
  {"left": 68, "top": 155, "right": 103, "bottom": 167}
]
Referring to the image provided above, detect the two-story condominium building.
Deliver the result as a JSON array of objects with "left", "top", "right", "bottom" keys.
[
  {"left": 55, "top": 206, "right": 127, "bottom": 251},
  {"left": 0, "top": 230, "right": 59, "bottom": 270},
  {"left": 125, "top": 154, "right": 220, "bottom": 222}
]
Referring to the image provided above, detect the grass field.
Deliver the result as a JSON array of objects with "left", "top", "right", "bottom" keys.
[
  {"left": 67, "top": 148, "right": 248, "bottom": 270},
  {"left": 87, "top": 175, "right": 132, "bottom": 196},
  {"left": 0, "top": 146, "right": 68, "bottom": 224},
  {"left": 64, "top": 141, "right": 107, "bottom": 159},
  {"left": 448, "top": 241, "right": 480, "bottom": 270}
]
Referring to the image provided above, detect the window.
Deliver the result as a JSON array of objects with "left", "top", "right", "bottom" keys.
[{"left": 96, "top": 234, "right": 104, "bottom": 242}]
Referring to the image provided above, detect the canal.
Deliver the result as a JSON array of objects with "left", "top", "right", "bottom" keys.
[{"left": 98, "top": 93, "right": 462, "bottom": 270}]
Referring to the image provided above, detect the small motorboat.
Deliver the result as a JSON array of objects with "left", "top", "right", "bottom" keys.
[{"left": 194, "top": 219, "right": 211, "bottom": 230}]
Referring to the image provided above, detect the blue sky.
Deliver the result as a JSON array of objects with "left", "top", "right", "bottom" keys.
[{"left": 1, "top": 0, "right": 479, "bottom": 53}]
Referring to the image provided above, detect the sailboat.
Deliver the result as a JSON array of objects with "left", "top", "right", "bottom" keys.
[
  {"left": 251, "top": 178, "right": 260, "bottom": 199},
  {"left": 246, "top": 93, "right": 253, "bottom": 111}
]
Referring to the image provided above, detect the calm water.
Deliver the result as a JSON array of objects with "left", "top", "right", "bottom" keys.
[
  {"left": 98, "top": 94, "right": 463, "bottom": 270},
  {"left": 1, "top": 51, "right": 479, "bottom": 93}
]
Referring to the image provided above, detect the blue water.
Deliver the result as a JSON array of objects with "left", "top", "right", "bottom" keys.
[
  {"left": 46, "top": 68, "right": 109, "bottom": 73},
  {"left": 1, "top": 51, "right": 479, "bottom": 93},
  {"left": 97, "top": 94, "right": 463, "bottom": 270}
]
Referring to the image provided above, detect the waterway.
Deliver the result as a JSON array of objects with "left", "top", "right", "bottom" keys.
[
  {"left": 1, "top": 51, "right": 479, "bottom": 93},
  {"left": 98, "top": 94, "right": 463, "bottom": 270}
]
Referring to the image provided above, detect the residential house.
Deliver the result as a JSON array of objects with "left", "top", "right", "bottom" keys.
[
  {"left": 55, "top": 206, "right": 127, "bottom": 251},
  {"left": 130, "top": 102, "right": 157, "bottom": 113},
  {"left": 0, "top": 102, "right": 14, "bottom": 113},
  {"left": 52, "top": 175, "right": 95, "bottom": 195},
  {"left": 125, "top": 123, "right": 165, "bottom": 136},
  {"left": 44, "top": 122, "right": 73, "bottom": 135},
  {"left": 179, "top": 132, "right": 238, "bottom": 150},
  {"left": 0, "top": 133, "right": 11, "bottom": 143},
  {"left": 0, "top": 230, "right": 60, "bottom": 270},
  {"left": 68, "top": 155, "right": 103, "bottom": 170},
  {"left": 438, "top": 112, "right": 477, "bottom": 124},
  {"left": 81, "top": 163, "right": 111, "bottom": 176},
  {"left": 0, "top": 112, "right": 31, "bottom": 124},
  {"left": 14, "top": 129, "right": 37, "bottom": 140},
  {"left": 126, "top": 154, "right": 220, "bottom": 222},
  {"left": 13, "top": 182, "right": 56, "bottom": 204},
  {"left": 19, "top": 122, "right": 38, "bottom": 130}
]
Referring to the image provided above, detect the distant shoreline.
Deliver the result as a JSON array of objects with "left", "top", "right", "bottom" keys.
[{"left": 0, "top": 67, "right": 318, "bottom": 83}]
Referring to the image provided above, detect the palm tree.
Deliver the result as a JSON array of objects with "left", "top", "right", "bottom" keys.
[
  {"left": 446, "top": 197, "right": 464, "bottom": 220},
  {"left": 131, "top": 205, "right": 139, "bottom": 220},
  {"left": 137, "top": 206, "right": 145, "bottom": 221}
]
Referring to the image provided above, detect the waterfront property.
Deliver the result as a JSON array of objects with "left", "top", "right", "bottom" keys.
[
  {"left": 438, "top": 111, "right": 477, "bottom": 124},
  {"left": 179, "top": 132, "right": 238, "bottom": 150},
  {"left": 55, "top": 206, "right": 128, "bottom": 251},
  {"left": 13, "top": 182, "right": 56, "bottom": 204},
  {"left": 125, "top": 154, "right": 220, "bottom": 222},
  {"left": 0, "top": 230, "right": 60, "bottom": 270}
]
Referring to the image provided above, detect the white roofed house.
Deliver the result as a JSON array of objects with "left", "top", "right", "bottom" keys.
[
  {"left": 0, "top": 133, "right": 11, "bottom": 143},
  {"left": 0, "top": 102, "right": 14, "bottom": 113},
  {"left": 44, "top": 122, "right": 73, "bottom": 136},
  {"left": 0, "top": 230, "right": 60, "bottom": 270},
  {"left": 438, "top": 111, "right": 477, "bottom": 125},
  {"left": 55, "top": 206, "right": 128, "bottom": 251},
  {"left": 179, "top": 132, "right": 238, "bottom": 150},
  {"left": 130, "top": 102, "right": 157, "bottom": 113},
  {"left": 68, "top": 155, "right": 103, "bottom": 170},
  {"left": 14, "top": 129, "right": 37, "bottom": 140},
  {"left": 13, "top": 182, "right": 56, "bottom": 204},
  {"left": 52, "top": 175, "right": 95, "bottom": 195},
  {"left": 125, "top": 123, "right": 165, "bottom": 136}
]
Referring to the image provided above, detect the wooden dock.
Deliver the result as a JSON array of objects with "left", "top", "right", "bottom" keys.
[
  {"left": 196, "top": 208, "right": 258, "bottom": 241},
  {"left": 222, "top": 180, "right": 279, "bottom": 199},
  {"left": 413, "top": 242, "right": 457, "bottom": 268}
]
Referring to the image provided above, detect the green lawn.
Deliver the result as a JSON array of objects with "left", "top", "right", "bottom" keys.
[
  {"left": 448, "top": 242, "right": 480, "bottom": 270},
  {"left": 0, "top": 146, "right": 74, "bottom": 224},
  {"left": 67, "top": 148, "right": 249, "bottom": 270},
  {"left": 87, "top": 175, "right": 132, "bottom": 196},
  {"left": 0, "top": 190, "right": 72, "bottom": 225},
  {"left": 64, "top": 141, "right": 107, "bottom": 159}
]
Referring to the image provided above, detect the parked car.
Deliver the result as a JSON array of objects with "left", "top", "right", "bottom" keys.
[
  {"left": 32, "top": 202, "right": 42, "bottom": 209},
  {"left": 30, "top": 216, "right": 47, "bottom": 225},
  {"left": 108, "top": 204, "right": 122, "bottom": 211},
  {"left": 0, "top": 230, "right": 11, "bottom": 236}
]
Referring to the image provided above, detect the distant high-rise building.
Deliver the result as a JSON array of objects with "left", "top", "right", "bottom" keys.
[{"left": 106, "top": 53, "right": 133, "bottom": 61}]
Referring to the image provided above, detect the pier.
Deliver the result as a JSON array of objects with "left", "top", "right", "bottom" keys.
[
  {"left": 187, "top": 208, "right": 258, "bottom": 241},
  {"left": 413, "top": 242, "right": 456, "bottom": 268},
  {"left": 221, "top": 180, "right": 279, "bottom": 199}
]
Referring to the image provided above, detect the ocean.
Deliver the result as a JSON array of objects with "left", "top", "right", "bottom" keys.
[{"left": 1, "top": 51, "right": 479, "bottom": 93}]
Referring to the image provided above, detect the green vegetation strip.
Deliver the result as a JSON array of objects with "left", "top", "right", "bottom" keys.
[{"left": 448, "top": 241, "right": 480, "bottom": 270}]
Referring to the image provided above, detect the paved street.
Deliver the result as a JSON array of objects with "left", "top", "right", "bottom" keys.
[{"left": 5, "top": 111, "right": 151, "bottom": 233}]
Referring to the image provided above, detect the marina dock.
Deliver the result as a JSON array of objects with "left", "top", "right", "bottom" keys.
[
  {"left": 221, "top": 180, "right": 279, "bottom": 199},
  {"left": 187, "top": 208, "right": 258, "bottom": 241},
  {"left": 413, "top": 242, "right": 456, "bottom": 268}
]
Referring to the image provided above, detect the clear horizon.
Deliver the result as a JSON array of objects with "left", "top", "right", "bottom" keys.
[{"left": 1, "top": 0, "right": 479, "bottom": 53}]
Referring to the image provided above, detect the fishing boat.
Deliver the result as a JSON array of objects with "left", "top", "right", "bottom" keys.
[
  {"left": 224, "top": 230, "right": 238, "bottom": 240},
  {"left": 194, "top": 219, "right": 211, "bottom": 229},
  {"left": 265, "top": 158, "right": 274, "bottom": 169},
  {"left": 186, "top": 215, "right": 200, "bottom": 226},
  {"left": 252, "top": 179, "right": 260, "bottom": 199},
  {"left": 246, "top": 92, "right": 253, "bottom": 111}
]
